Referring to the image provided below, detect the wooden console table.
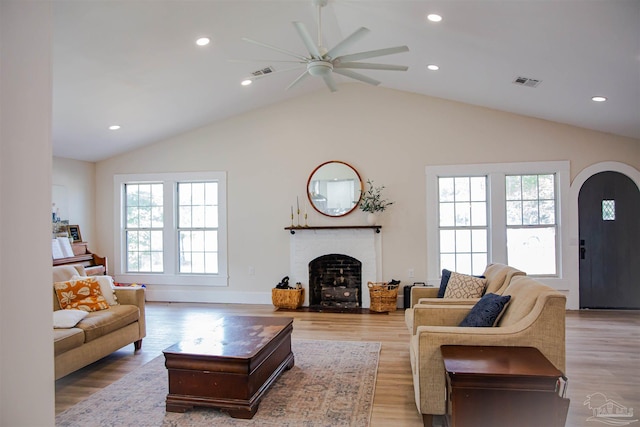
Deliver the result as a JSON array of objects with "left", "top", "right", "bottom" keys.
[{"left": 441, "top": 345, "right": 569, "bottom": 427}]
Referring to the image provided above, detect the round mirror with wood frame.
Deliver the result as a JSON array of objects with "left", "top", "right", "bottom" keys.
[{"left": 307, "top": 161, "right": 363, "bottom": 217}]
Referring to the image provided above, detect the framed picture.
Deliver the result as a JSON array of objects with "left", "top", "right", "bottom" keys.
[{"left": 68, "top": 225, "right": 82, "bottom": 242}]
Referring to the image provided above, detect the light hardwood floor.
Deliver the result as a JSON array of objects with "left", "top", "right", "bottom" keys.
[{"left": 55, "top": 304, "right": 640, "bottom": 426}]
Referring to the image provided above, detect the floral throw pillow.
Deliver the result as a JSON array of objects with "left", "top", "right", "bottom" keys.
[
  {"left": 443, "top": 272, "right": 487, "bottom": 299},
  {"left": 54, "top": 277, "right": 109, "bottom": 312},
  {"left": 71, "top": 274, "right": 118, "bottom": 306}
]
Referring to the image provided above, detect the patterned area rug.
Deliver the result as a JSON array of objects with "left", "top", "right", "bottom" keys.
[{"left": 56, "top": 340, "right": 381, "bottom": 427}]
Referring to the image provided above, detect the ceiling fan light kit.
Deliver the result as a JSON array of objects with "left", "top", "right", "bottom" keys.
[
  {"left": 307, "top": 61, "right": 333, "bottom": 76},
  {"left": 242, "top": 0, "right": 409, "bottom": 92}
]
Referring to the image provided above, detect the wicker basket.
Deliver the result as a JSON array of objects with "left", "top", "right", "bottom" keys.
[
  {"left": 272, "top": 288, "right": 304, "bottom": 309},
  {"left": 368, "top": 282, "right": 399, "bottom": 312}
]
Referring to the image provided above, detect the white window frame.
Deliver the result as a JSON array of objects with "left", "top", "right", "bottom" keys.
[
  {"left": 426, "top": 161, "right": 570, "bottom": 287},
  {"left": 114, "top": 171, "right": 228, "bottom": 286}
]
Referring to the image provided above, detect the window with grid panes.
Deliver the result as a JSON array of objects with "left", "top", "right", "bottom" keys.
[
  {"left": 115, "top": 171, "right": 228, "bottom": 287},
  {"left": 177, "top": 182, "right": 219, "bottom": 274},
  {"left": 125, "top": 183, "right": 164, "bottom": 273},
  {"left": 505, "top": 174, "right": 557, "bottom": 275},
  {"left": 427, "top": 162, "right": 567, "bottom": 284},
  {"left": 438, "top": 176, "right": 488, "bottom": 276}
]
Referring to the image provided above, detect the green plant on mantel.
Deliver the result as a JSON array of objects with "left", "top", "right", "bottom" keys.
[{"left": 358, "top": 179, "right": 393, "bottom": 213}]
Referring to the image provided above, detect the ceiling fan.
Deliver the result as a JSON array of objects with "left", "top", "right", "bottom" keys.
[{"left": 241, "top": 0, "right": 409, "bottom": 92}]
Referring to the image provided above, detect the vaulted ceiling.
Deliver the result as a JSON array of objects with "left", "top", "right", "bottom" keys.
[{"left": 53, "top": 0, "right": 640, "bottom": 162}]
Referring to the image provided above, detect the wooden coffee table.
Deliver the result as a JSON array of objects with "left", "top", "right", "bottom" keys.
[{"left": 163, "top": 315, "right": 294, "bottom": 419}]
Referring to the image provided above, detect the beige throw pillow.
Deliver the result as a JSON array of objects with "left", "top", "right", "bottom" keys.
[{"left": 443, "top": 272, "right": 487, "bottom": 299}]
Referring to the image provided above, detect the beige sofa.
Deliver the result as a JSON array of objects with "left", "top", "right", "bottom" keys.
[
  {"left": 53, "top": 265, "right": 146, "bottom": 380},
  {"left": 409, "top": 275, "right": 566, "bottom": 424},
  {"left": 405, "top": 263, "right": 525, "bottom": 334}
]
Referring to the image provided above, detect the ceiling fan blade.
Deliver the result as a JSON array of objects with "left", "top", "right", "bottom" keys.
[
  {"left": 334, "top": 62, "right": 408, "bottom": 71},
  {"left": 335, "top": 46, "right": 409, "bottom": 63},
  {"left": 333, "top": 68, "right": 380, "bottom": 86},
  {"left": 286, "top": 70, "right": 311, "bottom": 91},
  {"left": 292, "top": 22, "right": 322, "bottom": 59},
  {"left": 244, "top": 65, "right": 306, "bottom": 81},
  {"left": 325, "top": 27, "right": 370, "bottom": 59},
  {"left": 229, "top": 58, "right": 307, "bottom": 64},
  {"left": 242, "top": 37, "right": 309, "bottom": 62},
  {"left": 322, "top": 73, "right": 338, "bottom": 92}
]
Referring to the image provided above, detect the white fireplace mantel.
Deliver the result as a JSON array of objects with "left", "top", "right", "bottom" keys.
[{"left": 288, "top": 227, "right": 382, "bottom": 308}]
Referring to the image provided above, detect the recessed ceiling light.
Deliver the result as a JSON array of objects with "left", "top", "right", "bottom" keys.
[
  {"left": 196, "top": 37, "right": 210, "bottom": 46},
  {"left": 427, "top": 64, "right": 439, "bottom": 71},
  {"left": 108, "top": 125, "right": 121, "bottom": 130},
  {"left": 591, "top": 96, "right": 607, "bottom": 102},
  {"left": 241, "top": 79, "right": 252, "bottom": 86},
  {"left": 427, "top": 14, "right": 442, "bottom": 23}
]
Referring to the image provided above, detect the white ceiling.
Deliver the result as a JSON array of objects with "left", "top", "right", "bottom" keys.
[{"left": 53, "top": 0, "right": 640, "bottom": 162}]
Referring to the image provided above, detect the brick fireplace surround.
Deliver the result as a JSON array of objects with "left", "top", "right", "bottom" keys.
[{"left": 289, "top": 227, "right": 382, "bottom": 309}]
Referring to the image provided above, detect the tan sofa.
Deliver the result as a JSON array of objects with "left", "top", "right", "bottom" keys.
[
  {"left": 53, "top": 265, "right": 146, "bottom": 380},
  {"left": 405, "top": 263, "right": 525, "bottom": 334},
  {"left": 409, "top": 275, "right": 566, "bottom": 424}
]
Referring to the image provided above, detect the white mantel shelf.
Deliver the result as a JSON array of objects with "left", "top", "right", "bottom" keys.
[{"left": 284, "top": 226, "right": 381, "bottom": 234}]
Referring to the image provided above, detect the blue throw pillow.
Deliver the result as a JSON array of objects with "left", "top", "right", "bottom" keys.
[
  {"left": 458, "top": 293, "right": 512, "bottom": 327},
  {"left": 437, "top": 269, "right": 452, "bottom": 298}
]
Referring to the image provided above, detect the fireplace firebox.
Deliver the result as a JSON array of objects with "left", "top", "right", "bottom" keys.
[{"left": 309, "top": 254, "right": 362, "bottom": 308}]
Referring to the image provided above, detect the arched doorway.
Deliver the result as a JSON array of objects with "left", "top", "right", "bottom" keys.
[{"left": 578, "top": 171, "right": 640, "bottom": 308}]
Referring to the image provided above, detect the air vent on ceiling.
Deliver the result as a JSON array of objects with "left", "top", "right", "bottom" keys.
[
  {"left": 513, "top": 76, "right": 541, "bottom": 88},
  {"left": 251, "top": 66, "right": 275, "bottom": 77}
]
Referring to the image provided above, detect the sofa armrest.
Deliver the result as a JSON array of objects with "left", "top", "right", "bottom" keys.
[
  {"left": 411, "top": 304, "right": 472, "bottom": 334},
  {"left": 410, "top": 287, "right": 439, "bottom": 306},
  {"left": 114, "top": 287, "right": 144, "bottom": 305},
  {"left": 113, "top": 287, "right": 146, "bottom": 339}
]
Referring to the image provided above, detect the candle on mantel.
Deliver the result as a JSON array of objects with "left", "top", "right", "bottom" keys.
[{"left": 296, "top": 196, "right": 299, "bottom": 213}]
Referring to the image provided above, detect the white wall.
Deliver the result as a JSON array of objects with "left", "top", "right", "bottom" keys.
[
  {"left": 95, "top": 83, "right": 640, "bottom": 308},
  {"left": 53, "top": 157, "right": 96, "bottom": 244},
  {"left": 1, "top": 1, "right": 55, "bottom": 425}
]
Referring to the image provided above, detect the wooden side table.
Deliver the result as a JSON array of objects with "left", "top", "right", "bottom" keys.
[{"left": 441, "top": 345, "right": 569, "bottom": 427}]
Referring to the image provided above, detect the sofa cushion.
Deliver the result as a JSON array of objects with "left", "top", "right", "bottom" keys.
[
  {"left": 53, "top": 328, "right": 85, "bottom": 356},
  {"left": 76, "top": 305, "right": 140, "bottom": 343},
  {"left": 54, "top": 277, "right": 110, "bottom": 312},
  {"left": 53, "top": 309, "right": 88, "bottom": 328},
  {"left": 72, "top": 274, "right": 118, "bottom": 306},
  {"left": 459, "top": 293, "right": 511, "bottom": 327},
  {"left": 444, "top": 272, "right": 487, "bottom": 299}
]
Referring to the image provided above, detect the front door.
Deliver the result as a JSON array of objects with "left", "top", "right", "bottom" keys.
[{"left": 578, "top": 171, "right": 640, "bottom": 309}]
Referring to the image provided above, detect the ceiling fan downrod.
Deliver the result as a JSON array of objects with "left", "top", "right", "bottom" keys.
[{"left": 314, "top": 0, "right": 328, "bottom": 55}]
